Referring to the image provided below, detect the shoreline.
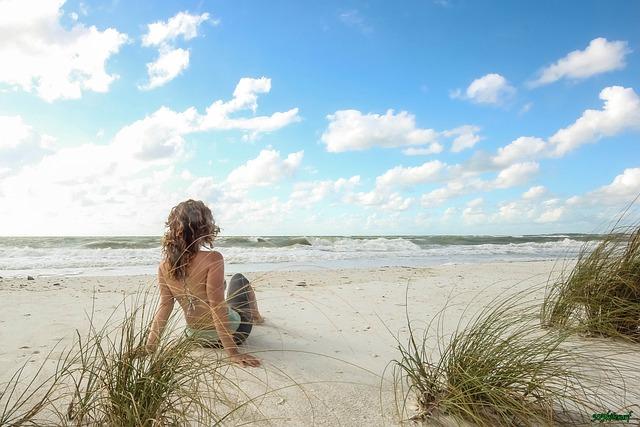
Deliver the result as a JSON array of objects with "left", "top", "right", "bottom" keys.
[{"left": 0, "top": 255, "right": 577, "bottom": 279}]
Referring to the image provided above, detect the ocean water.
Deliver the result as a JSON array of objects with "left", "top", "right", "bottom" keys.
[{"left": 0, "top": 235, "right": 601, "bottom": 277}]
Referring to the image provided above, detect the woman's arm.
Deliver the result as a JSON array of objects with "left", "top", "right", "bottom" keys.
[
  {"left": 146, "top": 265, "right": 175, "bottom": 351},
  {"left": 205, "top": 252, "right": 260, "bottom": 367}
]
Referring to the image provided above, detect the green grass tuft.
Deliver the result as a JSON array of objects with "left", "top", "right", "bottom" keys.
[
  {"left": 393, "top": 289, "right": 632, "bottom": 426},
  {"left": 542, "top": 225, "right": 640, "bottom": 340}
]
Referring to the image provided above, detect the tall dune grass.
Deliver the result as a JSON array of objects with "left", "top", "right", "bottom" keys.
[
  {"left": 392, "top": 289, "right": 632, "bottom": 425},
  {"left": 542, "top": 224, "right": 640, "bottom": 340},
  {"left": 1, "top": 290, "right": 261, "bottom": 426},
  {"left": 65, "top": 295, "right": 232, "bottom": 425}
]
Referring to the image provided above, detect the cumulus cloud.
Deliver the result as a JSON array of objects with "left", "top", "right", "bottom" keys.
[
  {"left": 321, "top": 109, "right": 439, "bottom": 152},
  {"left": 200, "top": 77, "right": 300, "bottom": 138},
  {"left": 402, "top": 143, "right": 444, "bottom": 156},
  {"left": 488, "top": 86, "right": 640, "bottom": 166},
  {"left": 140, "top": 48, "right": 190, "bottom": 90},
  {"left": 342, "top": 160, "right": 447, "bottom": 211},
  {"left": 491, "top": 197, "right": 562, "bottom": 224},
  {"left": 569, "top": 168, "right": 640, "bottom": 207},
  {"left": 0, "top": 79, "right": 300, "bottom": 234},
  {"left": 548, "top": 86, "right": 640, "bottom": 157},
  {"left": 462, "top": 197, "right": 486, "bottom": 224},
  {"left": 124, "top": 77, "right": 300, "bottom": 147},
  {"left": 494, "top": 162, "right": 539, "bottom": 189},
  {"left": 375, "top": 160, "right": 446, "bottom": 189},
  {"left": 493, "top": 137, "right": 546, "bottom": 166},
  {"left": 530, "top": 38, "right": 631, "bottom": 87},
  {"left": 522, "top": 185, "right": 546, "bottom": 199},
  {"left": 0, "top": 0, "right": 128, "bottom": 101},
  {"left": 225, "top": 149, "right": 303, "bottom": 190},
  {"left": 142, "top": 11, "right": 211, "bottom": 47},
  {"left": 346, "top": 189, "right": 414, "bottom": 211},
  {"left": 0, "top": 115, "right": 55, "bottom": 168},
  {"left": 421, "top": 179, "right": 472, "bottom": 206},
  {"left": 451, "top": 73, "right": 515, "bottom": 105},
  {"left": 421, "top": 162, "right": 539, "bottom": 206},
  {"left": 112, "top": 106, "right": 198, "bottom": 162},
  {"left": 444, "top": 125, "right": 483, "bottom": 152},
  {"left": 290, "top": 176, "right": 360, "bottom": 205},
  {"left": 140, "top": 11, "right": 212, "bottom": 90},
  {"left": 536, "top": 206, "right": 564, "bottom": 223},
  {"left": 321, "top": 107, "right": 482, "bottom": 156}
]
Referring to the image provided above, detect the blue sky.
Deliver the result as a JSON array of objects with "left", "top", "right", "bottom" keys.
[{"left": 0, "top": 0, "right": 639, "bottom": 236}]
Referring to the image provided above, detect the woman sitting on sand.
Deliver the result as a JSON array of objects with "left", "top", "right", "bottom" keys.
[{"left": 146, "top": 199, "right": 263, "bottom": 367}]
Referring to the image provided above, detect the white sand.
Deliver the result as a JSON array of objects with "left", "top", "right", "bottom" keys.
[{"left": 2, "top": 260, "right": 632, "bottom": 425}]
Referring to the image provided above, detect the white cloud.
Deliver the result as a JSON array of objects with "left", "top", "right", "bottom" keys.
[
  {"left": 496, "top": 201, "right": 529, "bottom": 222},
  {"left": 421, "top": 162, "right": 539, "bottom": 206},
  {"left": 121, "top": 77, "right": 300, "bottom": 146},
  {"left": 571, "top": 168, "right": 640, "bottom": 206},
  {"left": 344, "top": 160, "right": 446, "bottom": 211},
  {"left": 421, "top": 179, "right": 479, "bottom": 206},
  {"left": 0, "top": 115, "right": 32, "bottom": 150},
  {"left": 226, "top": 149, "right": 303, "bottom": 189},
  {"left": 522, "top": 185, "right": 546, "bottom": 199},
  {"left": 381, "top": 193, "right": 414, "bottom": 211},
  {"left": 185, "top": 176, "right": 226, "bottom": 202},
  {"left": 0, "top": 115, "right": 55, "bottom": 168},
  {"left": 451, "top": 73, "right": 515, "bottom": 105},
  {"left": 462, "top": 198, "right": 486, "bottom": 224},
  {"left": 0, "top": 0, "right": 128, "bottom": 101},
  {"left": 488, "top": 86, "right": 640, "bottom": 167},
  {"left": 494, "top": 162, "right": 539, "bottom": 188},
  {"left": 140, "top": 11, "right": 211, "bottom": 89},
  {"left": 375, "top": 160, "right": 445, "bottom": 188},
  {"left": 139, "top": 47, "right": 190, "bottom": 90},
  {"left": 0, "top": 75, "right": 301, "bottom": 234},
  {"left": 201, "top": 77, "right": 300, "bottom": 138},
  {"left": 493, "top": 137, "right": 546, "bottom": 166},
  {"left": 112, "top": 106, "right": 198, "bottom": 162},
  {"left": 346, "top": 189, "right": 413, "bottom": 211},
  {"left": 548, "top": 86, "right": 640, "bottom": 157},
  {"left": 289, "top": 176, "right": 360, "bottom": 205},
  {"left": 402, "top": 143, "right": 443, "bottom": 156},
  {"left": 0, "top": 105, "right": 298, "bottom": 235},
  {"left": 321, "top": 109, "right": 439, "bottom": 152},
  {"left": 536, "top": 207, "right": 564, "bottom": 223},
  {"left": 442, "top": 207, "right": 457, "bottom": 221},
  {"left": 142, "top": 11, "right": 211, "bottom": 47},
  {"left": 444, "top": 125, "right": 482, "bottom": 152},
  {"left": 530, "top": 38, "right": 631, "bottom": 87}
]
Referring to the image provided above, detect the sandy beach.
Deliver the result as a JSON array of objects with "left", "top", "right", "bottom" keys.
[{"left": 0, "top": 260, "right": 578, "bottom": 425}]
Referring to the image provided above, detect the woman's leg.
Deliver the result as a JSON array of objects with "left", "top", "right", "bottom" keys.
[{"left": 227, "top": 273, "right": 264, "bottom": 324}]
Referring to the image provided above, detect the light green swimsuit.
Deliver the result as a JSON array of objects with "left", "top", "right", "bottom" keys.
[{"left": 184, "top": 307, "right": 242, "bottom": 343}]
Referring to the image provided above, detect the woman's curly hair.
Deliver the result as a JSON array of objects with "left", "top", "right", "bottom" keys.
[{"left": 161, "top": 200, "right": 220, "bottom": 280}]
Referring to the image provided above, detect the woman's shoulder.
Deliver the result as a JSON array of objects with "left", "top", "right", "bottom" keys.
[{"left": 197, "top": 249, "right": 224, "bottom": 263}]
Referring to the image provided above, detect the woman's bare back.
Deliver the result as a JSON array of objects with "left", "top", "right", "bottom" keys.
[{"left": 161, "top": 250, "right": 224, "bottom": 330}]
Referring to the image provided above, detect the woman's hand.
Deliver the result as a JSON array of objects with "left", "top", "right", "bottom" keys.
[{"left": 229, "top": 353, "right": 261, "bottom": 367}]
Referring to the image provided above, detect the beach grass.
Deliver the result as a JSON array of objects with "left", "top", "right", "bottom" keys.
[
  {"left": 541, "top": 224, "right": 640, "bottom": 341},
  {"left": 391, "top": 288, "right": 633, "bottom": 426},
  {"left": 1, "top": 289, "right": 264, "bottom": 426},
  {"left": 65, "top": 294, "right": 230, "bottom": 426}
]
